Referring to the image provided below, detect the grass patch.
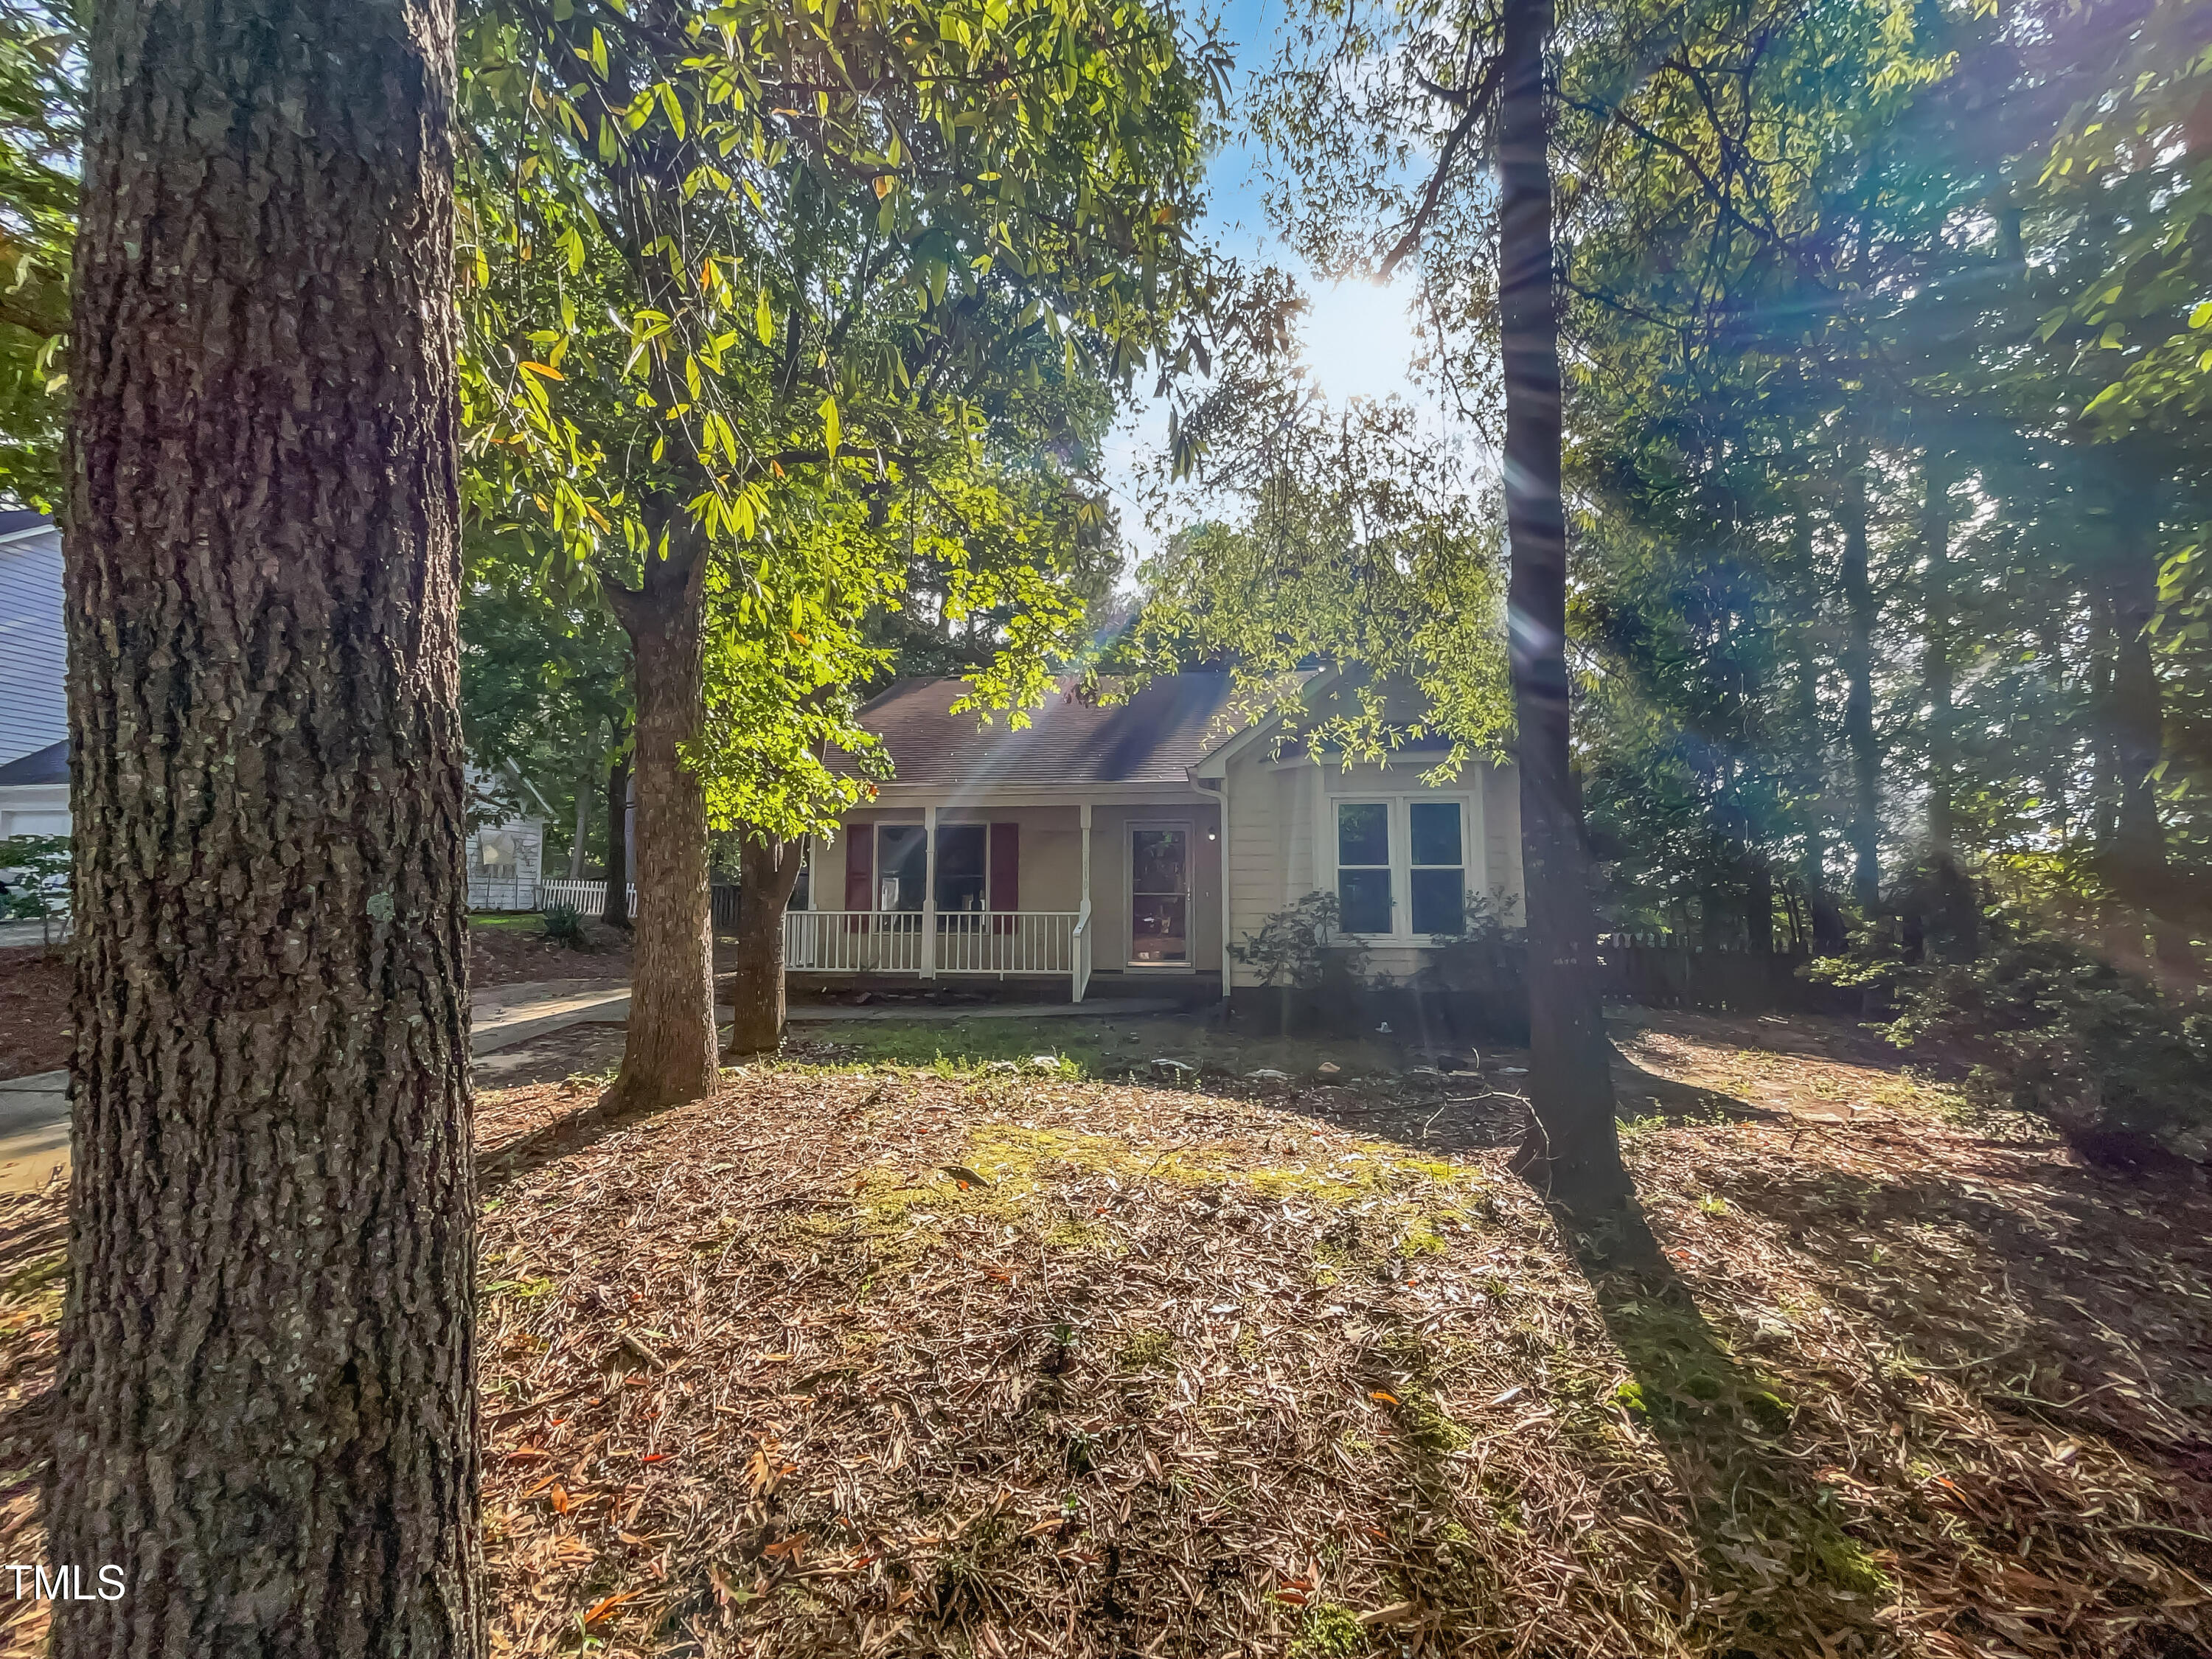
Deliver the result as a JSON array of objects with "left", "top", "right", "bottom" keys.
[
  {"left": 1289, "top": 1601, "right": 1365, "bottom": 1658},
  {"left": 1119, "top": 1328, "right": 1175, "bottom": 1371}
]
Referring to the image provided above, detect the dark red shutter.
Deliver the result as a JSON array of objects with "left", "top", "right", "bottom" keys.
[
  {"left": 844, "top": 826, "right": 873, "bottom": 912},
  {"left": 989, "top": 823, "right": 1019, "bottom": 914}
]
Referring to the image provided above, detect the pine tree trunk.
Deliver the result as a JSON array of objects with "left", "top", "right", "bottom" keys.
[
  {"left": 1839, "top": 461, "right": 1881, "bottom": 917},
  {"left": 605, "top": 526, "right": 719, "bottom": 1110},
  {"left": 726, "top": 835, "right": 806, "bottom": 1057},
  {"left": 569, "top": 768, "right": 591, "bottom": 881},
  {"left": 1790, "top": 510, "right": 1846, "bottom": 952},
  {"left": 1743, "top": 860, "right": 1773, "bottom": 955},
  {"left": 2101, "top": 500, "right": 2189, "bottom": 969},
  {"left": 50, "top": 4, "right": 480, "bottom": 1655},
  {"left": 1918, "top": 451, "right": 1976, "bottom": 959},
  {"left": 601, "top": 738, "right": 630, "bottom": 929},
  {"left": 1496, "top": 0, "right": 1629, "bottom": 1216},
  {"left": 2088, "top": 589, "right": 2118, "bottom": 852},
  {"left": 1920, "top": 456, "right": 1955, "bottom": 854}
]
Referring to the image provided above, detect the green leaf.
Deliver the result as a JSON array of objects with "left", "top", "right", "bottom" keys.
[{"left": 819, "top": 394, "right": 841, "bottom": 456}]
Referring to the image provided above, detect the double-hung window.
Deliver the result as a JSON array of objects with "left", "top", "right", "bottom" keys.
[
  {"left": 1334, "top": 798, "right": 1470, "bottom": 937},
  {"left": 1335, "top": 803, "right": 1393, "bottom": 934},
  {"left": 1408, "top": 801, "right": 1466, "bottom": 936}
]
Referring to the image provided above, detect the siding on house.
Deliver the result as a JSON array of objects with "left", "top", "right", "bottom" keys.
[
  {"left": 1220, "top": 746, "right": 1524, "bottom": 988},
  {"left": 465, "top": 817, "right": 545, "bottom": 911},
  {"left": 0, "top": 524, "right": 66, "bottom": 768}
]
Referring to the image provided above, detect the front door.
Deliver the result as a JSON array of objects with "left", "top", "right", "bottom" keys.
[{"left": 1129, "top": 827, "right": 1189, "bottom": 965}]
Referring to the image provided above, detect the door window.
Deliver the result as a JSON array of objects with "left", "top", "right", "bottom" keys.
[{"left": 1130, "top": 827, "right": 1189, "bottom": 964}]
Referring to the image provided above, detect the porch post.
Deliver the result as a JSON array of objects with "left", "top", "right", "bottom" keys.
[
  {"left": 922, "top": 804, "right": 937, "bottom": 978},
  {"left": 1078, "top": 801, "right": 1092, "bottom": 998},
  {"left": 1217, "top": 778, "right": 1232, "bottom": 998}
]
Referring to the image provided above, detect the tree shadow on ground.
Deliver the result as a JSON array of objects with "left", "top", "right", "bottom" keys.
[
  {"left": 1711, "top": 1157, "right": 2212, "bottom": 1492},
  {"left": 1562, "top": 1206, "right": 1902, "bottom": 1658},
  {"left": 1251, "top": 1044, "right": 1793, "bottom": 1160}
]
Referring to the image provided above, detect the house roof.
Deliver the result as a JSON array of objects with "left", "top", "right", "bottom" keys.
[
  {"left": 0, "top": 740, "right": 66, "bottom": 787},
  {"left": 846, "top": 673, "right": 1243, "bottom": 789}
]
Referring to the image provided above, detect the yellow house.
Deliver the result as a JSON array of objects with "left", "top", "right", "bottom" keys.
[{"left": 785, "top": 672, "right": 1524, "bottom": 1010}]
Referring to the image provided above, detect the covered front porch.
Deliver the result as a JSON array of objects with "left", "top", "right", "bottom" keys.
[{"left": 782, "top": 797, "right": 1223, "bottom": 1003}]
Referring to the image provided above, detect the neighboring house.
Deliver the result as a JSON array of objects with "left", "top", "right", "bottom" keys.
[
  {"left": 788, "top": 672, "right": 1523, "bottom": 1010},
  {"left": 0, "top": 513, "right": 554, "bottom": 909},
  {"left": 465, "top": 764, "right": 552, "bottom": 912},
  {"left": 2, "top": 741, "right": 552, "bottom": 911},
  {"left": 0, "top": 739, "right": 67, "bottom": 839},
  {"left": 0, "top": 513, "right": 65, "bottom": 773}
]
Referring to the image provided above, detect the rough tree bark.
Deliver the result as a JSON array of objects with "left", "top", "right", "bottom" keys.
[
  {"left": 1497, "top": 0, "right": 1630, "bottom": 1216},
  {"left": 50, "top": 4, "right": 480, "bottom": 1655},
  {"left": 725, "top": 834, "right": 808, "bottom": 1057},
  {"left": 1839, "top": 460, "right": 1882, "bottom": 917},
  {"left": 602, "top": 514, "right": 720, "bottom": 1109},
  {"left": 601, "top": 732, "right": 631, "bottom": 931}
]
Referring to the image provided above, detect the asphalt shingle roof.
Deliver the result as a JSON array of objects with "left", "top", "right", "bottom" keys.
[
  {"left": 846, "top": 674, "right": 1240, "bottom": 788},
  {"left": 0, "top": 739, "right": 66, "bottom": 786}
]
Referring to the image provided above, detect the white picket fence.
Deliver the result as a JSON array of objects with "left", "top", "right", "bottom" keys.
[{"left": 538, "top": 878, "right": 636, "bottom": 919}]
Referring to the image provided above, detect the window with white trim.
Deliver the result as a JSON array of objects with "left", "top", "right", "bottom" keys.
[
  {"left": 1335, "top": 802, "right": 1392, "bottom": 934},
  {"left": 1408, "top": 801, "right": 1466, "bottom": 936}
]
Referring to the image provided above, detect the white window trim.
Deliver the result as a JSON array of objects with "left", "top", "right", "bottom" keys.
[
  {"left": 1126, "top": 818, "right": 1197, "bottom": 973},
  {"left": 1329, "top": 793, "right": 1476, "bottom": 943}
]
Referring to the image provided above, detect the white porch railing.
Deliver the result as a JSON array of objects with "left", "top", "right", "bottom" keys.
[
  {"left": 538, "top": 879, "right": 636, "bottom": 918},
  {"left": 783, "top": 911, "right": 924, "bottom": 975},
  {"left": 785, "top": 909, "right": 1090, "bottom": 999},
  {"left": 934, "top": 911, "right": 1080, "bottom": 975}
]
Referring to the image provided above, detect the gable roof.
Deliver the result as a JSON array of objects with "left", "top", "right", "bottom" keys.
[
  {"left": 848, "top": 673, "right": 1242, "bottom": 789},
  {"left": 0, "top": 739, "right": 66, "bottom": 787}
]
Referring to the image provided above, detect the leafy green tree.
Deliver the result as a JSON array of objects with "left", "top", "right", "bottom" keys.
[
  {"left": 455, "top": 0, "right": 1220, "bottom": 1102},
  {"left": 459, "top": 543, "right": 633, "bottom": 880},
  {"left": 0, "top": 1, "right": 77, "bottom": 508}
]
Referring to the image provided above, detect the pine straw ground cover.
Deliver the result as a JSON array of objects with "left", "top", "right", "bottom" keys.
[{"left": 0, "top": 1009, "right": 2207, "bottom": 1658}]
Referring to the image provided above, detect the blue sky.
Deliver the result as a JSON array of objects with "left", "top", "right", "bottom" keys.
[{"left": 1099, "top": 0, "right": 1430, "bottom": 554}]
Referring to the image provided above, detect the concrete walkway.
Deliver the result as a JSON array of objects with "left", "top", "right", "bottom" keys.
[{"left": 0, "top": 981, "right": 1192, "bottom": 1192}]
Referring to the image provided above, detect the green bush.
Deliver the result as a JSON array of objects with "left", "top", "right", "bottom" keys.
[
  {"left": 1879, "top": 917, "right": 2211, "bottom": 1167},
  {"left": 1231, "top": 891, "right": 1371, "bottom": 1034},
  {"left": 1, "top": 834, "right": 69, "bottom": 922},
  {"left": 540, "top": 902, "right": 588, "bottom": 951}
]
